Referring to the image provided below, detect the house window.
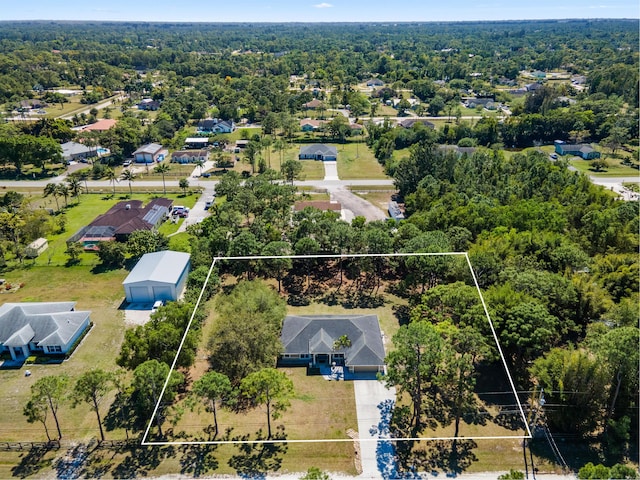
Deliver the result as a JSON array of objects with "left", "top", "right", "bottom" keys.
[
  {"left": 300, "top": 354, "right": 310, "bottom": 359},
  {"left": 47, "top": 345, "right": 62, "bottom": 353}
]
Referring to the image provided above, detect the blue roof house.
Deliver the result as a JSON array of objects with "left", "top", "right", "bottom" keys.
[
  {"left": 554, "top": 140, "right": 601, "bottom": 160},
  {"left": 123, "top": 250, "right": 191, "bottom": 303}
]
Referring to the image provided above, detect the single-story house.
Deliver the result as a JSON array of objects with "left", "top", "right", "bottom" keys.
[
  {"left": 172, "top": 149, "right": 209, "bottom": 164},
  {"left": 278, "top": 314, "right": 386, "bottom": 373},
  {"left": 19, "top": 99, "right": 47, "bottom": 110},
  {"left": 79, "top": 119, "right": 117, "bottom": 132},
  {"left": 366, "top": 78, "right": 385, "bottom": 87},
  {"left": 554, "top": 141, "right": 601, "bottom": 159},
  {"left": 123, "top": 250, "right": 191, "bottom": 303},
  {"left": 300, "top": 118, "right": 325, "bottom": 132},
  {"left": 197, "top": 118, "right": 235, "bottom": 134},
  {"left": 439, "top": 145, "right": 477, "bottom": 157},
  {"left": 25, "top": 237, "right": 48, "bottom": 258},
  {"left": 0, "top": 302, "right": 91, "bottom": 361},
  {"left": 137, "top": 98, "right": 161, "bottom": 111},
  {"left": 303, "top": 98, "right": 324, "bottom": 110},
  {"left": 133, "top": 143, "right": 166, "bottom": 163},
  {"left": 61, "top": 141, "right": 93, "bottom": 161},
  {"left": 68, "top": 198, "right": 172, "bottom": 248},
  {"left": 184, "top": 137, "right": 210, "bottom": 149},
  {"left": 398, "top": 119, "right": 435, "bottom": 129},
  {"left": 299, "top": 144, "right": 337, "bottom": 161}
]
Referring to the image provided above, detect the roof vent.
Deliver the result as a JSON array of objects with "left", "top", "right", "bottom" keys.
[{"left": 125, "top": 204, "right": 131, "bottom": 210}]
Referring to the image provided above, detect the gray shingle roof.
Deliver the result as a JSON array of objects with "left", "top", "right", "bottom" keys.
[
  {"left": 0, "top": 302, "right": 90, "bottom": 348},
  {"left": 299, "top": 144, "right": 338, "bottom": 157},
  {"left": 281, "top": 314, "right": 385, "bottom": 367},
  {"left": 123, "top": 250, "right": 191, "bottom": 286},
  {"left": 133, "top": 143, "right": 164, "bottom": 155}
]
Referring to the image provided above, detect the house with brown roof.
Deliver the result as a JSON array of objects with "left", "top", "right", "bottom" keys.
[
  {"left": 303, "top": 98, "right": 324, "bottom": 110},
  {"left": 68, "top": 198, "right": 172, "bottom": 249},
  {"left": 300, "top": 118, "right": 326, "bottom": 132},
  {"left": 80, "top": 119, "right": 117, "bottom": 132}
]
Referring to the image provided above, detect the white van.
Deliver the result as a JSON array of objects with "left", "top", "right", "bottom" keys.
[{"left": 205, "top": 196, "right": 215, "bottom": 209}]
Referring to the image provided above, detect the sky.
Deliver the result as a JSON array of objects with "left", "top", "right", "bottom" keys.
[{"left": 0, "top": 0, "right": 638, "bottom": 22}]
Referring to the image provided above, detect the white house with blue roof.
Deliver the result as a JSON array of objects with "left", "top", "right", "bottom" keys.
[
  {"left": 123, "top": 250, "right": 191, "bottom": 303},
  {"left": 0, "top": 302, "right": 91, "bottom": 361}
]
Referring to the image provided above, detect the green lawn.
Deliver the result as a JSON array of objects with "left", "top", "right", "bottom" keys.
[
  {"left": 568, "top": 157, "right": 640, "bottom": 177},
  {"left": 336, "top": 142, "right": 388, "bottom": 180},
  {"left": 0, "top": 266, "right": 129, "bottom": 444},
  {"left": 29, "top": 193, "right": 197, "bottom": 267}
]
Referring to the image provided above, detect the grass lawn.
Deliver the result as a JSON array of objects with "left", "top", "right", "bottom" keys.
[
  {"left": 336, "top": 143, "right": 388, "bottom": 180},
  {"left": 27, "top": 192, "right": 197, "bottom": 267},
  {"left": 0, "top": 265, "right": 129, "bottom": 443},
  {"left": 568, "top": 157, "right": 640, "bottom": 177}
]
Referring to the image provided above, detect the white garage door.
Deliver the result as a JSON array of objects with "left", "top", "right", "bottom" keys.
[
  {"left": 153, "top": 286, "right": 173, "bottom": 301},
  {"left": 129, "top": 286, "right": 151, "bottom": 303}
]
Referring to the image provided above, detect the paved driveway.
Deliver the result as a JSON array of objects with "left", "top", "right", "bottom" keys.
[
  {"left": 353, "top": 379, "right": 397, "bottom": 479},
  {"left": 323, "top": 160, "right": 339, "bottom": 180}
]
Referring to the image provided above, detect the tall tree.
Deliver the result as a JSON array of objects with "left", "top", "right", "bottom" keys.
[
  {"left": 240, "top": 368, "right": 294, "bottom": 439},
  {"left": 120, "top": 169, "right": 136, "bottom": 195},
  {"left": 30, "top": 375, "right": 69, "bottom": 440},
  {"left": 208, "top": 280, "right": 286, "bottom": 383},
  {"left": 153, "top": 163, "right": 170, "bottom": 194},
  {"left": 71, "top": 369, "right": 115, "bottom": 441},
  {"left": 191, "top": 371, "right": 232, "bottom": 438}
]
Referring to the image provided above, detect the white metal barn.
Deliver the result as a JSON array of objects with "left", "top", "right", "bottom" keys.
[{"left": 123, "top": 250, "right": 191, "bottom": 303}]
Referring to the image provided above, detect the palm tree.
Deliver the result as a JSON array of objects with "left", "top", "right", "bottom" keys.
[
  {"left": 105, "top": 168, "right": 118, "bottom": 195},
  {"left": 43, "top": 183, "right": 60, "bottom": 211},
  {"left": 66, "top": 177, "right": 82, "bottom": 204},
  {"left": 178, "top": 178, "right": 189, "bottom": 195},
  {"left": 153, "top": 163, "right": 170, "bottom": 195},
  {"left": 194, "top": 159, "right": 205, "bottom": 177},
  {"left": 77, "top": 170, "right": 90, "bottom": 194},
  {"left": 55, "top": 183, "right": 70, "bottom": 208},
  {"left": 120, "top": 169, "right": 136, "bottom": 196}
]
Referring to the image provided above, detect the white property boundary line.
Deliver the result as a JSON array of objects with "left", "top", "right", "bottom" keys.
[{"left": 141, "top": 252, "right": 531, "bottom": 446}]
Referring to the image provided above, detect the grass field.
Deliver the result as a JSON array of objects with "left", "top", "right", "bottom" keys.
[
  {"left": 25, "top": 192, "right": 197, "bottom": 267},
  {"left": 336, "top": 143, "right": 387, "bottom": 180}
]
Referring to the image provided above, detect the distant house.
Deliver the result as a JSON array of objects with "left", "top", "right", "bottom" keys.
[
  {"left": 463, "top": 97, "right": 498, "bottom": 109},
  {"left": 68, "top": 198, "right": 172, "bottom": 249},
  {"left": 525, "top": 82, "right": 542, "bottom": 92},
  {"left": 184, "top": 137, "right": 210, "bottom": 149},
  {"left": 439, "top": 145, "right": 477, "bottom": 157},
  {"left": 79, "top": 119, "right": 117, "bottom": 132},
  {"left": 303, "top": 98, "right": 324, "bottom": 110},
  {"left": 123, "top": 250, "right": 191, "bottom": 303},
  {"left": 278, "top": 314, "right": 386, "bottom": 373},
  {"left": 0, "top": 302, "right": 91, "bottom": 361},
  {"left": 19, "top": 99, "right": 47, "bottom": 110},
  {"left": 366, "top": 78, "right": 385, "bottom": 87},
  {"left": 196, "top": 118, "right": 235, "bottom": 134},
  {"left": 172, "top": 150, "right": 209, "bottom": 164},
  {"left": 299, "top": 144, "right": 337, "bottom": 161},
  {"left": 61, "top": 141, "right": 93, "bottom": 161},
  {"left": 398, "top": 119, "right": 435, "bottom": 129},
  {"left": 133, "top": 143, "right": 166, "bottom": 163},
  {"left": 137, "top": 98, "right": 161, "bottom": 111},
  {"left": 25, "top": 238, "right": 48, "bottom": 258},
  {"left": 554, "top": 141, "right": 601, "bottom": 160},
  {"left": 300, "top": 118, "right": 325, "bottom": 132}
]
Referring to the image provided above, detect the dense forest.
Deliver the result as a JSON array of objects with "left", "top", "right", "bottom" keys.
[{"left": 0, "top": 19, "right": 638, "bottom": 476}]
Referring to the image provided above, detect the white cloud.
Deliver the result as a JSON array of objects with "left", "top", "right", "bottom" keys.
[{"left": 314, "top": 2, "right": 333, "bottom": 8}]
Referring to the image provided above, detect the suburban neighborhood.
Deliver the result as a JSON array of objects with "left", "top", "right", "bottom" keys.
[{"left": 0, "top": 14, "right": 637, "bottom": 480}]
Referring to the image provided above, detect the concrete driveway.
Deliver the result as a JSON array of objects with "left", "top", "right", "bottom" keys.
[
  {"left": 323, "top": 160, "right": 339, "bottom": 180},
  {"left": 329, "top": 186, "right": 387, "bottom": 222},
  {"left": 353, "top": 379, "right": 398, "bottom": 478}
]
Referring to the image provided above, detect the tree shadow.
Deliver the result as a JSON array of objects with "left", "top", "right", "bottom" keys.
[
  {"left": 111, "top": 444, "right": 175, "bottom": 479},
  {"left": 228, "top": 427, "right": 288, "bottom": 478},
  {"left": 399, "top": 439, "right": 478, "bottom": 474},
  {"left": 178, "top": 426, "right": 224, "bottom": 477},
  {"left": 10, "top": 443, "right": 58, "bottom": 478}
]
